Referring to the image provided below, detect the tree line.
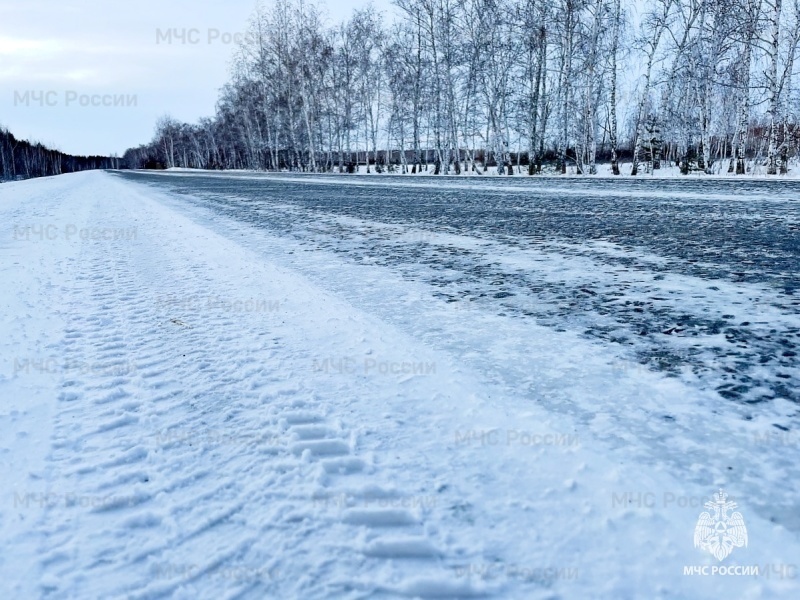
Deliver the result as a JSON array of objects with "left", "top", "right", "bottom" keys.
[
  {"left": 125, "top": 0, "right": 800, "bottom": 175},
  {"left": 1, "top": 127, "right": 119, "bottom": 182}
]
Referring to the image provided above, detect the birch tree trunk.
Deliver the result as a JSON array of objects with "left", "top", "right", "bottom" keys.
[
  {"left": 766, "top": 0, "right": 783, "bottom": 175},
  {"left": 609, "top": 0, "right": 621, "bottom": 175},
  {"left": 733, "top": 10, "right": 756, "bottom": 175}
]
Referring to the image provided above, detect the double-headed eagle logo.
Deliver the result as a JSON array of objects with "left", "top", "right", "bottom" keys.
[{"left": 693, "top": 489, "right": 748, "bottom": 561}]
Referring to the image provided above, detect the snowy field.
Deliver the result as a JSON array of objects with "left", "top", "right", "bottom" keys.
[{"left": 1, "top": 170, "right": 799, "bottom": 598}]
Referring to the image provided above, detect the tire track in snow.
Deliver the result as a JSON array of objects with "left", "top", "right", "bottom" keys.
[{"left": 30, "top": 174, "right": 483, "bottom": 599}]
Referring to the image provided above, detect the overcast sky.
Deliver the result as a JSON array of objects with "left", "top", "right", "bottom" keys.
[{"left": 0, "top": 0, "right": 394, "bottom": 157}]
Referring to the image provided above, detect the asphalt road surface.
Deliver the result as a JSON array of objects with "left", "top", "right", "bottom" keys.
[{"left": 118, "top": 171, "right": 800, "bottom": 407}]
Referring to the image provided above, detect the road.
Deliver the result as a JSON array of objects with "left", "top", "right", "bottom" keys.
[
  {"left": 121, "top": 170, "right": 800, "bottom": 406},
  {"left": 1, "top": 170, "right": 798, "bottom": 598}
]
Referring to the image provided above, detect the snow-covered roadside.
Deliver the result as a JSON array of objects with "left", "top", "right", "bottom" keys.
[
  {"left": 0, "top": 175, "right": 94, "bottom": 595},
  {"left": 165, "top": 160, "right": 800, "bottom": 179},
  {"left": 1, "top": 171, "right": 798, "bottom": 598}
]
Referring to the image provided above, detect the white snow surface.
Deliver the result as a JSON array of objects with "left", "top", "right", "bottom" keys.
[
  {"left": 164, "top": 158, "right": 800, "bottom": 178},
  {"left": 1, "top": 171, "right": 798, "bottom": 599}
]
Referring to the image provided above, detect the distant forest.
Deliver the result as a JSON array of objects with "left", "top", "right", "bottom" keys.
[
  {"left": 125, "top": 0, "right": 799, "bottom": 176},
  {"left": 0, "top": 127, "right": 118, "bottom": 182}
]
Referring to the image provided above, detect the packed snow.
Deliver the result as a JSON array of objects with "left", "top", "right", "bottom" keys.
[{"left": 1, "top": 170, "right": 799, "bottom": 598}]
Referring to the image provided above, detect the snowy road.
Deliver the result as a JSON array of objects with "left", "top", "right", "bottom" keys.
[
  {"left": 123, "top": 171, "right": 800, "bottom": 406},
  {"left": 1, "top": 170, "right": 799, "bottom": 598}
]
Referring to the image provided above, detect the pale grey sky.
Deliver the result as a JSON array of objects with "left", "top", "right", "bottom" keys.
[{"left": 0, "top": 0, "right": 394, "bottom": 156}]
